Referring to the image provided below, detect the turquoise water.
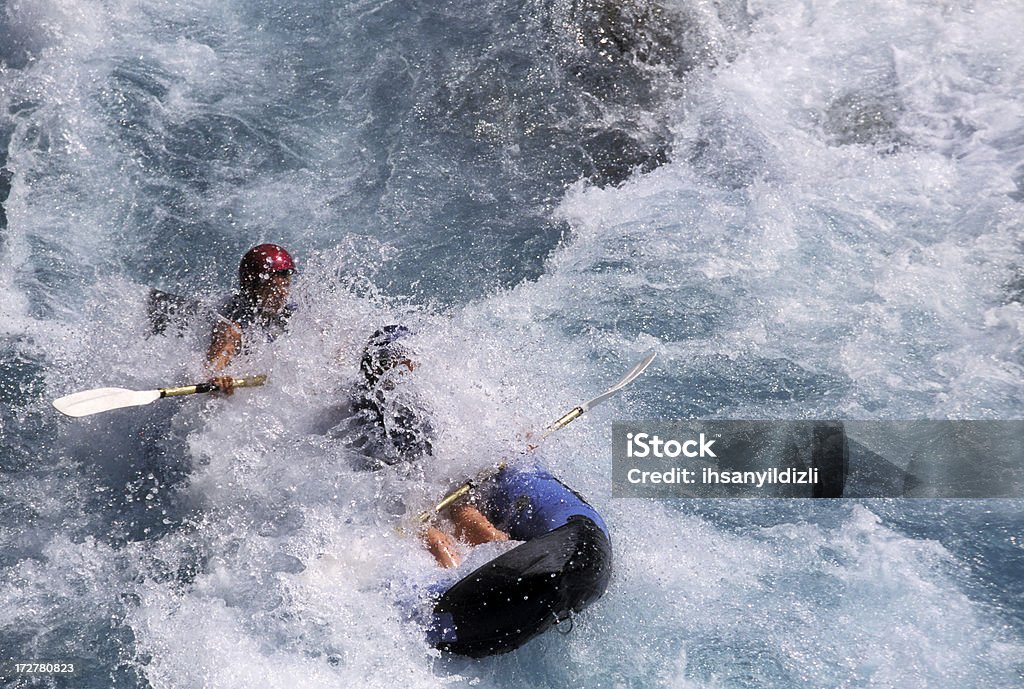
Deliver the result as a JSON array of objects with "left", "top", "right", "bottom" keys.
[{"left": 1, "top": 0, "right": 1022, "bottom": 687}]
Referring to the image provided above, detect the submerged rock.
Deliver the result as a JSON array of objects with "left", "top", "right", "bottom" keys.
[{"left": 823, "top": 88, "right": 908, "bottom": 154}]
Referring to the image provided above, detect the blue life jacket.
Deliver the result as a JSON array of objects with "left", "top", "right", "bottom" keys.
[{"left": 481, "top": 462, "right": 609, "bottom": 540}]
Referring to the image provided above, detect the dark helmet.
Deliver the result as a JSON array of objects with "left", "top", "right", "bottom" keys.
[
  {"left": 239, "top": 244, "right": 295, "bottom": 290},
  {"left": 361, "top": 325, "right": 413, "bottom": 386}
]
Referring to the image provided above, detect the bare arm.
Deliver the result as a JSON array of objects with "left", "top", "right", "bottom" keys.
[
  {"left": 420, "top": 504, "right": 508, "bottom": 568},
  {"left": 206, "top": 319, "right": 243, "bottom": 394},
  {"left": 451, "top": 504, "right": 508, "bottom": 545}
]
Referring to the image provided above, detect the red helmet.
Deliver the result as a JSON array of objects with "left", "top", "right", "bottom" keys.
[{"left": 239, "top": 243, "right": 295, "bottom": 289}]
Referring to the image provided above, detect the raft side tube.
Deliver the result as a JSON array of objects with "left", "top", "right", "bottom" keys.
[{"left": 430, "top": 515, "right": 612, "bottom": 657}]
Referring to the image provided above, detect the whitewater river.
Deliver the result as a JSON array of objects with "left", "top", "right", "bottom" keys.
[{"left": 1, "top": 0, "right": 1022, "bottom": 687}]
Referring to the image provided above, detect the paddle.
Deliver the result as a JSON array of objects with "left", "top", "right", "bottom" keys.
[
  {"left": 417, "top": 350, "right": 657, "bottom": 523},
  {"left": 52, "top": 375, "right": 268, "bottom": 418}
]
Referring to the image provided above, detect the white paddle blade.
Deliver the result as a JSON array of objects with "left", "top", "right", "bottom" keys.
[
  {"left": 612, "top": 350, "right": 657, "bottom": 390},
  {"left": 580, "top": 350, "right": 657, "bottom": 412},
  {"left": 52, "top": 387, "right": 162, "bottom": 417}
]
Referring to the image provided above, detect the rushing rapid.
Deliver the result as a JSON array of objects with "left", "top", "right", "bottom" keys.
[{"left": 1, "top": 0, "right": 1022, "bottom": 687}]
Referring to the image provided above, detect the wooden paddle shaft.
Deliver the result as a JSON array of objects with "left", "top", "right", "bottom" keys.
[{"left": 160, "top": 374, "right": 268, "bottom": 397}]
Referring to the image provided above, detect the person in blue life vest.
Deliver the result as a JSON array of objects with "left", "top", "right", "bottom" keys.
[{"left": 207, "top": 243, "right": 295, "bottom": 393}]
